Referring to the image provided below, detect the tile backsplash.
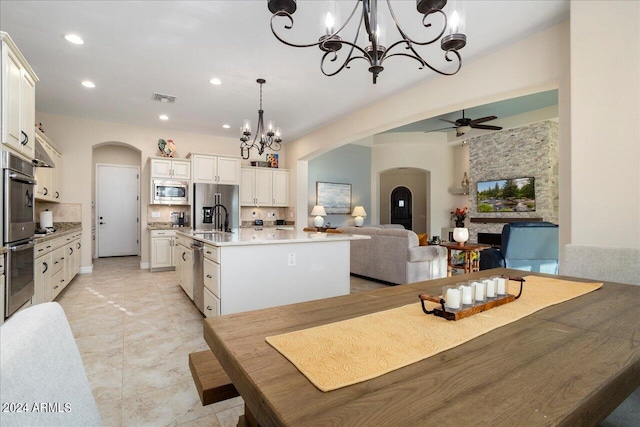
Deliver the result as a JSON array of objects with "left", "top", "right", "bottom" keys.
[
  {"left": 35, "top": 202, "right": 82, "bottom": 224},
  {"left": 147, "top": 205, "right": 190, "bottom": 225}
]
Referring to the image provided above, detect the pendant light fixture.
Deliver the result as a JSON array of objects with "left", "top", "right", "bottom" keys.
[
  {"left": 240, "top": 79, "right": 282, "bottom": 160},
  {"left": 267, "top": 0, "right": 467, "bottom": 84}
]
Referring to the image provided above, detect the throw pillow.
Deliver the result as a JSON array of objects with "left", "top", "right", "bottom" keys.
[{"left": 417, "top": 233, "right": 428, "bottom": 246}]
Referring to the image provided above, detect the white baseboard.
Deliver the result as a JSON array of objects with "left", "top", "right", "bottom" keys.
[
  {"left": 140, "top": 262, "right": 150, "bottom": 270},
  {"left": 79, "top": 265, "right": 93, "bottom": 274}
]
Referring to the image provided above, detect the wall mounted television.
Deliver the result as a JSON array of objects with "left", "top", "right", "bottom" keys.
[{"left": 477, "top": 177, "right": 536, "bottom": 212}]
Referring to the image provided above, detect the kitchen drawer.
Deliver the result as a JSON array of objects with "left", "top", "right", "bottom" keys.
[
  {"left": 51, "top": 246, "right": 65, "bottom": 275},
  {"left": 35, "top": 240, "right": 54, "bottom": 257},
  {"left": 50, "top": 268, "right": 66, "bottom": 300},
  {"left": 203, "top": 244, "right": 219, "bottom": 263},
  {"left": 203, "top": 258, "right": 220, "bottom": 298},
  {"left": 151, "top": 229, "right": 176, "bottom": 238},
  {"left": 203, "top": 287, "right": 220, "bottom": 318},
  {"left": 176, "top": 234, "right": 191, "bottom": 247}
]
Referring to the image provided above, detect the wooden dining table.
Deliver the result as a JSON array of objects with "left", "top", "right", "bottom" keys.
[{"left": 203, "top": 268, "right": 640, "bottom": 426}]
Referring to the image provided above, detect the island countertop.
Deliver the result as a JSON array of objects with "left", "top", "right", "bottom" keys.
[{"left": 176, "top": 228, "right": 369, "bottom": 247}]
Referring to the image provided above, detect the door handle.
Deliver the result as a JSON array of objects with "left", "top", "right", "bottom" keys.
[
  {"left": 182, "top": 252, "right": 186, "bottom": 261},
  {"left": 206, "top": 306, "right": 212, "bottom": 311},
  {"left": 43, "top": 187, "right": 48, "bottom": 195},
  {"left": 100, "top": 222, "right": 106, "bottom": 225},
  {"left": 206, "top": 274, "right": 212, "bottom": 278},
  {"left": 43, "top": 261, "right": 48, "bottom": 274},
  {"left": 55, "top": 191, "right": 59, "bottom": 199},
  {"left": 20, "top": 130, "right": 28, "bottom": 146},
  {"left": 69, "top": 248, "right": 73, "bottom": 255}
]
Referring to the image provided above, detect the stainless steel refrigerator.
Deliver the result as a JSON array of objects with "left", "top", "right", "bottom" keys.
[{"left": 192, "top": 183, "right": 239, "bottom": 232}]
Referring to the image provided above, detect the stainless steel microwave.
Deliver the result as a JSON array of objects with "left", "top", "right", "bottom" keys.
[{"left": 152, "top": 179, "right": 189, "bottom": 205}]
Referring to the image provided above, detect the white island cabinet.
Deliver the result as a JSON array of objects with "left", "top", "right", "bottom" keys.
[{"left": 176, "top": 229, "right": 369, "bottom": 316}]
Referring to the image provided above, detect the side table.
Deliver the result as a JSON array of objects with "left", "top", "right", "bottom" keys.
[{"left": 439, "top": 242, "right": 492, "bottom": 276}]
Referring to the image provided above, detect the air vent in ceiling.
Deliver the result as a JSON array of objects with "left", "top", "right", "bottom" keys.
[{"left": 152, "top": 93, "right": 176, "bottom": 103}]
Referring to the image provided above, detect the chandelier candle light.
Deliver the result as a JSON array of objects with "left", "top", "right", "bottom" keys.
[
  {"left": 267, "top": 0, "right": 467, "bottom": 84},
  {"left": 240, "top": 79, "right": 282, "bottom": 160}
]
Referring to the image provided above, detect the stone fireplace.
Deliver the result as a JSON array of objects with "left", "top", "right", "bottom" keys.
[{"left": 467, "top": 121, "right": 559, "bottom": 241}]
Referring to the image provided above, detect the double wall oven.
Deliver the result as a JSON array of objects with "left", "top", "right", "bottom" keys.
[{"left": 3, "top": 151, "right": 35, "bottom": 318}]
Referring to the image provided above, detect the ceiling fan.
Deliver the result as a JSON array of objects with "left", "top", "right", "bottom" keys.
[{"left": 426, "top": 110, "right": 503, "bottom": 137}]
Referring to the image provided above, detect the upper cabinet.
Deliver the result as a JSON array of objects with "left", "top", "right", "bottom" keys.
[
  {"left": 1, "top": 32, "right": 38, "bottom": 160},
  {"left": 150, "top": 157, "right": 191, "bottom": 180},
  {"left": 241, "top": 167, "right": 289, "bottom": 207},
  {"left": 34, "top": 128, "right": 63, "bottom": 202},
  {"left": 189, "top": 153, "right": 240, "bottom": 185}
]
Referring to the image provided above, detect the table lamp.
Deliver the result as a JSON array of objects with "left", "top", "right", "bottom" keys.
[
  {"left": 351, "top": 206, "right": 367, "bottom": 227},
  {"left": 310, "top": 205, "right": 327, "bottom": 228}
]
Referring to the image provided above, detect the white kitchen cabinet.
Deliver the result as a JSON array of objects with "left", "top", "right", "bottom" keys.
[
  {"left": 175, "top": 241, "right": 193, "bottom": 300},
  {"left": 150, "top": 157, "right": 191, "bottom": 180},
  {"left": 64, "top": 232, "right": 81, "bottom": 286},
  {"left": 150, "top": 229, "right": 176, "bottom": 271},
  {"left": 241, "top": 167, "right": 289, "bottom": 207},
  {"left": 34, "top": 129, "right": 63, "bottom": 202},
  {"left": 50, "top": 245, "right": 66, "bottom": 300},
  {"left": 272, "top": 170, "right": 289, "bottom": 206},
  {"left": 1, "top": 32, "right": 38, "bottom": 160},
  {"left": 203, "top": 257, "right": 220, "bottom": 298},
  {"left": 34, "top": 252, "right": 52, "bottom": 304},
  {"left": 203, "top": 287, "right": 220, "bottom": 318},
  {"left": 189, "top": 153, "right": 240, "bottom": 185},
  {"left": 0, "top": 254, "right": 4, "bottom": 325}
]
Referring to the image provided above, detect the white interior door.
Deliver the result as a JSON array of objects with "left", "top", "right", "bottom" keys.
[{"left": 97, "top": 164, "right": 139, "bottom": 257}]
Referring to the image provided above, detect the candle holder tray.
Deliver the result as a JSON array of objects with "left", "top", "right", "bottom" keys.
[{"left": 418, "top": 276, "right": 525, "bottom": 321}]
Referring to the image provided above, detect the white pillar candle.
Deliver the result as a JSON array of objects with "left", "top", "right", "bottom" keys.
[
  {"left": 461, "top": 285, "right": 474, "bottom": 305},
  {"left": 474, "top": 281, "right": 486, "bottom": 301},
  {"left": 446, "top": 288, "right": 462, "bottom": 310},
  {"left": 496, "top": 277, "right": 507, "bottom": 295},
  {"left": 485, "top": 279, "right": 497, "bottom": 298}
]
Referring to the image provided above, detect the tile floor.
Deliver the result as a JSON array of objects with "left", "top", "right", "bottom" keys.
[{"left": 56, "top": 256, "right": 388, "bottom": 427}]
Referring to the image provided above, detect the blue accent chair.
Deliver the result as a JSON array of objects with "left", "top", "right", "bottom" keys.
[{"left": 479, "top": 222, "right": 559, "bottom": 274}]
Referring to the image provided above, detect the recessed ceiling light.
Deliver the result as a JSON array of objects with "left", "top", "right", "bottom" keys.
[
  {"left": 209, "top": 78, "right": 222, "bottom": 86},
  {"left": 81, "top": 80, "right": 95, "bottom": 88},
  {"left": 159, "top": 115, "right": 169, "bottom": 121},
  {"left": 222, "top": 124, "right": 231, "bottom": 129},
  {"left": 64, "top": 34, "right": 84, "bottom": 45}
]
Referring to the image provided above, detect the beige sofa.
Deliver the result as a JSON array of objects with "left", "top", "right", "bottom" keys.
[{"left": 338, "top": 226, "right": 447, "bottom": 285}]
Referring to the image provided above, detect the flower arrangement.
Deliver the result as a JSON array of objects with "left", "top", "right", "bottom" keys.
[{"left": 451, "top": 206, "right": 468, "bottom": 227}]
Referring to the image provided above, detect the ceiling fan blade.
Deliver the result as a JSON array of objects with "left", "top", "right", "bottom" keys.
[
  {"left": 439, "top": 119, "right": 458, "bottom": 125},
  {"left": 472, "top": 124, "right": 503, "bottom": 131},
  {"left": 424, "top": 126, "right": 456, "bottom": 133},
  {"left": 469, "top": 115, "right": 498, "bottom": 125}
]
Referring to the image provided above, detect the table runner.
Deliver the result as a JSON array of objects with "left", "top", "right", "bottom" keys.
[{"left": 265, "top": 276, "right": 602, "bottom": 392}]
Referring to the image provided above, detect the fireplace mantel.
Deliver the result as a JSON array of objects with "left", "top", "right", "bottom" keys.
[{"left": 470, "top": 217, "right": 543, "bottom": 224}]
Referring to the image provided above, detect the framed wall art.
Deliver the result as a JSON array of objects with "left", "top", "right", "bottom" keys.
[{"left": 316, "top": 182, "right": 352, "bottom": 214}]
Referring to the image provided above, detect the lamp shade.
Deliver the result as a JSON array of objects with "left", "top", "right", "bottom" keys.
[
  {"left": 310, "top": 205, "right": 327, "bottom": 217},
  {"left": 351, "top": 206, "right": 367, "bottom": 217}
]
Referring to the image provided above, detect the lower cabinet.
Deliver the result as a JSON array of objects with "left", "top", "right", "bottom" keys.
[
  {"left": 175, "top": 240, "right": 193, "bottom": 300},
  {"left": 150, "top": 229, "right": 176, "bottom": 271},
  {"left": 34, "top": 252, "right": 52, "bottom": 304},
  {"left": 33, "top": 230, "right": 82, "bottom": 305}
]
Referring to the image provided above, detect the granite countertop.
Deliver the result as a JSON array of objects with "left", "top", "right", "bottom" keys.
[
  {"left": 147, "top": 223, "right": 192, "bottom": 231},
  {"left": 176, "top": 228, "right": 369, "bottom": 247},
  {"left": 34, "top": 223, "right": 82, "bottom": 244}
]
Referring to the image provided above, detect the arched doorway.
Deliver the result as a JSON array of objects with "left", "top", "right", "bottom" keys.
[
  {"left": 390, "top": 186, "right": 412, "bottom": 230},
  {"left": 380, "top": 168, "right": 428, "bottom": 233}
]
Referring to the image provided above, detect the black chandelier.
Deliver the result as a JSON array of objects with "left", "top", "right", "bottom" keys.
[
  {"left": 240, "top": 79, "right": 282, "bottom": 160},
  {"left": 267, "top": 0, "right": 467, "bottom": 84}
]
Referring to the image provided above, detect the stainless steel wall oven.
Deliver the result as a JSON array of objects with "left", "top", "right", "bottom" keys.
[{"left": 3, "top": 151, "right": 35, "bottom": 318}]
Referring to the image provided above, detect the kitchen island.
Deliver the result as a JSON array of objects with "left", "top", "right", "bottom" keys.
[{"left": 175, "top": 228, "right": 369, "bottom": 316}]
